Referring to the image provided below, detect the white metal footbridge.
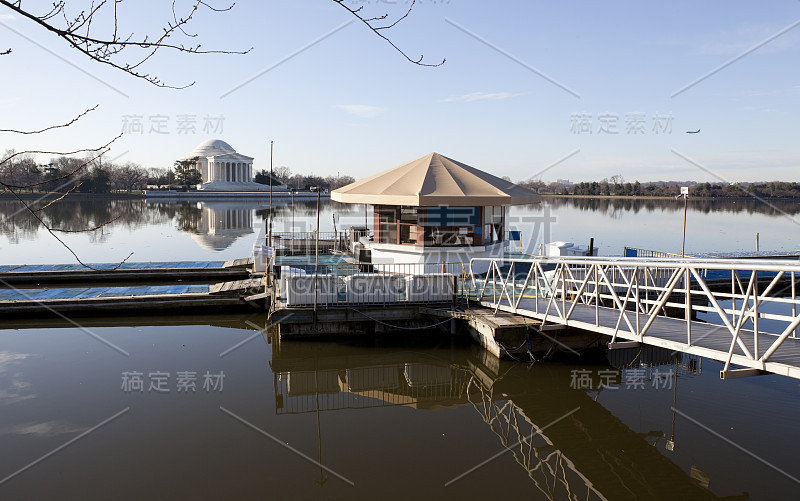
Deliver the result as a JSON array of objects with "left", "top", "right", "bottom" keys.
[{"left": 469, "top": 256, "right": 800, "bottom": 380}]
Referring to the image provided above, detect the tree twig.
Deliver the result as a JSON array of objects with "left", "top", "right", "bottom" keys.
[
  {"left": 0, "top": 0, "right": 251, "bottom": 88},
  {"left": 333, "top": 0, "right": 444, "bottom": 67},
  {"left": 0, "top": 104, "right": 99, "bottom": 134},
  {"left": 2, "top": 183, "right": 134, "bottom": 271}
]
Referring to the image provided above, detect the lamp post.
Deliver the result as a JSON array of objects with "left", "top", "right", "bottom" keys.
[
  {"left": 291, "top": 188, "right": 295, "bottom": 254},
  {"left": 268, "top": 140, "right": 273, "bottom": 247},
  {"left": 680, "top": 186, "right": 689, "bottom": 258}
]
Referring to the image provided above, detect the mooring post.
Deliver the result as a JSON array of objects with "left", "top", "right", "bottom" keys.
[{"left": 314, "top": 188, "right": 320, "bottom": 319}]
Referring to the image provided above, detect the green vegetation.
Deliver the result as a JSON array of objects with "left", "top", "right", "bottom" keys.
[
  {"left": 256, "top": 166, "right": 356, "bottom": 192},
  {"left": 173, "top": 157, "right": 202, "bottom": 189}
]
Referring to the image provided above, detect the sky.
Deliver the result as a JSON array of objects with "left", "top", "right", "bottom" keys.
[{"left": 1, "top": 0, "right": 799, "bottom": 183}]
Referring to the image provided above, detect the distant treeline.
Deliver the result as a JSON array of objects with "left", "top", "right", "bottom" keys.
[
  {"left": 2, "top": 151, "right": 169, "bottom": 193},
  {"left": 254, "top": 165, "right": 356, "bottom": 192},
  {"left": 1, "top": 149, "right": 357, "bottom": 194},
  {"left": 518, "top": 179, "right": 800, "bottom": 198}
]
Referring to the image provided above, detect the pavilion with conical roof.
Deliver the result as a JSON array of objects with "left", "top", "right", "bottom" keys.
[{"left": 332, "top": 153, "right": 539, "bottom": 270}]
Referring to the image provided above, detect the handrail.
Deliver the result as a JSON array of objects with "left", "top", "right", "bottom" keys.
[
  {"left": 469, "top": 255, "right": 800, "bottom": 379},
  {"left": 624, "top": 246, "right": 696, "bottom": 259}
]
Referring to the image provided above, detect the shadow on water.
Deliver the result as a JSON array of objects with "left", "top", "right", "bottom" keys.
[
  {"left": 271, "top": 336, "right": 745, "bottom": 501},
  {"left": 2, "top": 313, "right": 797, "bottom": 499}
]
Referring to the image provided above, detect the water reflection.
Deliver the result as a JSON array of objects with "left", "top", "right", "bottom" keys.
[
  {"left": 2, "top": 198, "right": 797, "bottom": 242},
  {"left": 2, "top": 196, "right": 799, "bottom": 263},
  {"left": 1, "top": 316, "right": 796, "bottom": 499},
  {"left": 0, "top": 350, "right": 36, "bottom": 406},
  {"left": 543, "top": 197, "right": 800, "bottom": 217},
  {"left": 271, "top": 340, "right": 742, "bottom": 500},
  {"left": 184, "top": 201, "right": 254, "bottom": 251}
]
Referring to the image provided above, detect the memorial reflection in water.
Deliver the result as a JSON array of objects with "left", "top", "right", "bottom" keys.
[
  {"left": 174, "top": 199, "right": 367, "bottom": 252},
  {"left": 189, "top": 201, "right": 255, "bottom": 251}
]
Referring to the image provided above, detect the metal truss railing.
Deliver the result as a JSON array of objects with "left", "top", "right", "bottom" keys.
[
  {"left": 470, "top": 256, "right": 800, "bottom": 378},
  {"left": 276, "top": 261, "right": 472, "bottom": 308},
  {"left": 466, "top": 376, "right": 607, "bottom": 500}
]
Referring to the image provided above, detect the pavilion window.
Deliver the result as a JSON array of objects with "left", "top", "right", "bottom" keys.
[
  {"left": 376, "top": 205, "right": 398, "bottom": 244},
  {"left": 484, "top": 206, "right": 505, "bottom": 243},
  {"left": 372, "top": 205, "right": 491, "bottom": 247},
  {"left": 398, "top": 207, "right": 420, "bottom": 245}
]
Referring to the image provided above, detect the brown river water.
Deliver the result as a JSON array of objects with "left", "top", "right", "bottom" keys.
[{"left": 1, "top": 198, "right": 799, "bottom": 499}]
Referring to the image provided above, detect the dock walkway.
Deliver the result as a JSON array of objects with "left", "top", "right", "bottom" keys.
[
  {"left": 471, "top": 256, "right": 800, "bottom": 379},
  {"left": 485, "top": 296, "right": 800, "bottom": 379},
  {"left": 0, "top": 259, "right": 252, "bottom": 286},
  {"left": 0, "top": 259, "right": 265, "bottom": 317}
]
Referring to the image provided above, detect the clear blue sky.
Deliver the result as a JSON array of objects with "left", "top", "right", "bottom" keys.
[{"left": 2, "top": 0, "right": 799, "bottom": 183}]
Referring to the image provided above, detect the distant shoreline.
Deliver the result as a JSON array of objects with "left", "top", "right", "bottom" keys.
[
  {"left": 1, "top": 192, "right": 145, "bottom": 201},
  {"left": 3, "top": 192, "right": 799, "bottom": 202},
  {"left": 542, "top": 194, "right": 800, "bottom": 201},
  {"left": 1, "top": 191, "right": 327, "bottom": 201}
]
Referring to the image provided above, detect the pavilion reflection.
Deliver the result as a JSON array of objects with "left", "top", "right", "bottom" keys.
[{"left": 270, "top": 340, "right": 744, "bottom": 501}]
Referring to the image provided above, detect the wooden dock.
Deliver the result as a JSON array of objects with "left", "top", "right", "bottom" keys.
[
  {"left": 422, "top": 307, "right": 602, "bottom": 358},
  {"left": 0, "top": 277, "right": 267, "bottom": 318},
  {"left": 0, "top": 259, "right": 253, "bottom": 286},
  {"left": 271, "top": 305, "right": 436, "bottom": 337}
]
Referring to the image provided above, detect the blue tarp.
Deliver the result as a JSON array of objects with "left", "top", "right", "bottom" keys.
[
  {"left": 0, "top": 284, "right": 209, "bottom": 301},
  {"left": 0, "top": 261, "right": 225, "bottom": 273}
]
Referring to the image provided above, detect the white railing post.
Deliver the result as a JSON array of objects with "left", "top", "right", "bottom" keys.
[
  {"left": 753, "top": 270, "right": 759, "bottom": 360},
  {"left": 594, "top": 263, "right": 599, "bottom": 325},
  {"left": 635, "top": 267, "right": 640, "bottom": 336},
  {"left": 794, "top": 272, "right": 798, "bottom": 339},
  {"left": 467, "top": 255, "right": 800, "bottom": 377},
  {"left": 685, "top": 267, "right": 691, "bottom": 346}
]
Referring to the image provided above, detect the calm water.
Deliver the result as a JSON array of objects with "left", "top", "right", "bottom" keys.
[
  {"left": 2, "top": 197, "right": 800, "bottom": 264},
  {"left": 1, "top": 197, "right": 800, "bottom": 499}
]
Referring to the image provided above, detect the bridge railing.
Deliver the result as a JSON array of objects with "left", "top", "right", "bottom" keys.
[
  {"left": 276, "top": 261, "right": 473, "bottom": 307},
  {"left": 470, "top": 256, "right": 800, "bottom": 376},
  {"left": 269, "top": 231, "right": 350, "bottom": 254}
]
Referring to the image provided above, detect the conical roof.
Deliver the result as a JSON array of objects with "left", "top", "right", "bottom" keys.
[{"left": 331, "top": 153, "right": 540, "bottom": 206}]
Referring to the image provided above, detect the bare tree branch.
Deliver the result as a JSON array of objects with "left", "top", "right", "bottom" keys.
[
  {"left": 0, "top": 104, "right": 98, "bottom": 134},
  {"left": 333, "top": 0, "right": 445, "bottom": 67},
  {"left": 0, "top": 0, "right": 251, "bottom": 88},
  {"left": 0, "top": 0, "right": 442, "bottom": 271},
  {"left": 0, "top": 1, "right": 248, "bottom": 267},
  {"left": 0, "top": 134, "right": 132, "bottom": 269},
  {"left": 2, "top": 173, "right": 134, "bottom": 271},
  {"left": 0, "top": 133, "right": 121, "bottom": 173},
  {"left": 33, "top": 181, "right": 83, "bottom": 212},
  {"left": 1, "top": 136, "right": 119, "bottom": 190}
]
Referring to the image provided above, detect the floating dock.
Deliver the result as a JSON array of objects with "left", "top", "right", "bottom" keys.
[
  {"left": 0, "top": 258, "right": 252, "bottom": 286},
  {"left": 0, "top": 257, "right": 266, "bottom": 318}
]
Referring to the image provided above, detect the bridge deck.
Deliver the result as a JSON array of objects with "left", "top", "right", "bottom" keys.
[{"left": 482, "top": 297, "right": 800, "bottom": 379}]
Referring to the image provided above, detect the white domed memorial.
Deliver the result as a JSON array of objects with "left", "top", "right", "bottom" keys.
[{"left": 183, "top": 139, "right": 286, "bottom": 192}]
